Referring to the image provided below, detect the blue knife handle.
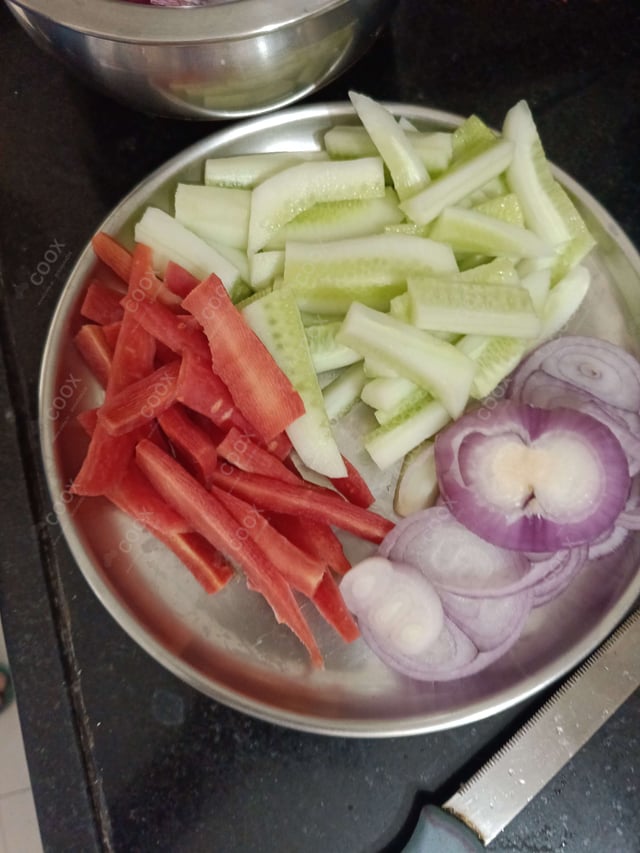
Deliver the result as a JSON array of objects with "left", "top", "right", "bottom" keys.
[{"left": 399, "top": 805, "right": 485, "bottom": 853}]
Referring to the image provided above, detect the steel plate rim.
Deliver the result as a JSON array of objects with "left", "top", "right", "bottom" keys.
[{"left": 38, "top": 101, "right": 640, "bottom": 737}]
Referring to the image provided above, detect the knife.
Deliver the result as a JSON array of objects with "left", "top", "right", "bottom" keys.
[{"left": 399, "top": 606, "right": 640, "bottom": 852}]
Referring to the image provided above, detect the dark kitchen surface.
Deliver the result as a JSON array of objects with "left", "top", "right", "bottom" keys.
[{"left": 1, "top": 1, "right": 639, "bottom": 851}]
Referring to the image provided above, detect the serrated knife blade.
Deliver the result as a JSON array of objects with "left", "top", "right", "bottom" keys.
[{"left": 399, "top": 607, "right": 640, "bottom": 852}]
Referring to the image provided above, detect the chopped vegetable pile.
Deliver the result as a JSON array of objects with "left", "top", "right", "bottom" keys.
[{"left": 67, "top": 92, "right": 639, "bottom": 682}]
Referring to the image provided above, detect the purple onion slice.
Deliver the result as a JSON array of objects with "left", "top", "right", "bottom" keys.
[
  {"left": 439, "top": 586, "right": 533, "bottom": 651},
  {"left": 359, "top": 613, "right": 527, "bottom": 682},
  {"left": 512, "top": 370, "right": 640, "bottom": 474},
  {"left": 508, "top": 335, "right": 640, "bottom": 412},
  {"left": 435, "top": 401, "right": 630, "bottom": 552},
  {"left": 379, "top": 505, "right": 530, "bottom": 597},
  {"left": 340, "top": 557, "right": 446, "bottom": 657},
  {"left": 530, "top": 544, "right": 588, "bottom": 606}
]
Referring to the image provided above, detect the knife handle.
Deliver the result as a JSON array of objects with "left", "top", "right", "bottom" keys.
[{"left": 399, "top": 805, "right": 485, "bottom": 852}]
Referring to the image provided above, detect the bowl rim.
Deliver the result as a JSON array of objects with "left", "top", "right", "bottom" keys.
[{"left": 7, "top": 0, "right": 355, "bottom": 43}]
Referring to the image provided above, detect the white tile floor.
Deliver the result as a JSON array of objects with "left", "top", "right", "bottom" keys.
[{"left": 0, "top": 619, "right": 43, "bottom": 853}]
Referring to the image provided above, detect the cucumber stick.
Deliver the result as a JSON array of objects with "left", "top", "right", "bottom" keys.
[
  {"left": 349, "top": 90, "right": 430, "bottom": 201},
  {"left": 394, "top": 440, "right": 439, "bottom": 517},
  {"left": 451, "top": 115, "right": 497, "bottom": 160},
  {"left": 174, "top": 184, "right": 250, "bottom": 250},
  {"left": 248, "top": 156, "right": 386, "bottom": 253},
  {"left": 361, "top": 376, "right": 418, "bottom": 412},
  {"left": 473, "top": 193, "right": 525, "bottom": 226},
  {"left": 134, "top": 207, "right": 244, "bottom": 298},
  {"left": 304, "top": 321, "right": 362, "bottom": 373},
  {"left": 323, "top": 125, "right": 453, "bottom": 174},
  {"left": 459, "top": 257, "right": 520, "bottom": 285},
  {"left": 322, "top": 362, "right": 367, "bottom": 422},
  {"left": 520, "top": 267, "right": 551, "bottom": 313},
  {"left": 408, "top": 276, "right": 541, "bottom": 338},
  {"left": 365, "top": 394, "right": 451, "bottom": 470},
  {"left": 283, "top": 233, "right": 458, "bottom": 289},
  {"left": 279, "top": 279, "right": 406, "bottom": 315},
  {"left": 502, "top": 100, "right": 595, "bottom": 280},
  {"left": 400, "top": 139, "right": 514, "bottom": 225},
  {"left": 263, "top": 188, "right": 403, "bottom": 250},
  {"left": 242, "top": 289, "right": 347, "bottom": 478},
  {"left": 204, "top": 151, "right": 329, "bottom": 189},
  {"left": 456, "top": 334, "right": 527, "bottom": 399},
  {"left": 337, "top": 302, "right": 476, "bottom": 418},
  {"left": 535, "top": 264, "right": 591, "bottom": 343},
  {"left": 429, "top": 205, "right": 552, "bottom": 258},
  {"left": 249, "top": 250, "right": 284, "bottom": 290}
]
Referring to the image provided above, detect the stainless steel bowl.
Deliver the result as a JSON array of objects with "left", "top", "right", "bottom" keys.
[{"left": 5, "top": 0, "right": 396, "bottom": 119}]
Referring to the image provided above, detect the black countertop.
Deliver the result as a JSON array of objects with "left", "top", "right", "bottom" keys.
[{"left": 1, "top": 2, "right": 639, "bottom": 851}]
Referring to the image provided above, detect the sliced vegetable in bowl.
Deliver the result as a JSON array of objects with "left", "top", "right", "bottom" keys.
[{"left": 39, "top": 95, "right": 640, "bottom": 735}]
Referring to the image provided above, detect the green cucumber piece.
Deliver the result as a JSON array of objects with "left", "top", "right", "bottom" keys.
[
  {"left": 394, "top": 440, "right": 439, "bottom": 517},
  {"left": 337, "top": 303, "right": 476, "bottom": 418},
  {"left": 304, "top": 321, "right": 362, "bottom": 373},
  {"left": 473, "top": 192, "right": 525, "bottom": 226},
  {"left": 536, "top": 264, "right": 591, "bottom": 343},
  {"left": 283, "top": 233, "right": 458, "bottom": 290},
  {"left": 263, "top": 188, "right": 403, "bottom": 250},
  {"left": 349, "top": 90, "right": 430, "bottom": 200},
  {"left": 389, "top": 291, "right": 411, "bottom": 321},
  {"left": 174, "top": 184, "right": 250, "bottom": 250},
  {"left": 458, "top": 175, "right": 509, "bottom": 208},
  {"left": 451, "top": 115, "right": 497, "bottom": 160},
  {"left": 322, "top": 362, "right": 367, "bottom": 422},
  {"left": 502, "top": 100, "right": 595, "bottom": 280},
  {"left": 248, "top": 156, "right": 386, "bottom": 253},
  {"left": 428, "top": 206, "right": 553, "bottom": 258},
  {"left": 409, "top": 276, "right": 541, "bottom": 338},
  {"left": 242, "top": 288, "right": 346, "bottom": 478},
  {"left": 456, "top": 334, "right": 527, "bottom": 398},
  {"left": 365, "top": 393, "right": 451, "bottom": 469},
  {"left": 235, "top": 285, "right": 273, "bottom": 312},
  {"left": 134, "top": 207, "right": 244, "bottom": 298},
  {"left": 384, "top": 222, "right": 433, "bottom": 238},
  {"left": 206, "top": 240, "right": 250, "bottom": 285},
  {"left": 204, "top": 151, "right": 328, "bottom": 189},
  {"left": 409, "top": 132, "right": 454, "bottom": 175},
  {"left": 390, "top": 290, "right": 461, "bottom": 343},
  {"left": 324, "top": 125, "right": 453, "bottom": 174},
  {"left": 520, "top": 267, "right": 551, "bottom": 313},
  {"left": 459, "top": 257, "right": 520, "bottom": 285},
  {"left": 287, "top": 280, "right": 406, "bottom": 315},
  {"left": 376, "top": 386, "right": 432, "bottom": 423},
  {"left": 400, "top": 139, "right": 514, "bottom": 226},
  {"left": 363, "top": 354, "right": 400, "bottom": 379},
  {"left": 249, "top": 250, "right": 285, "bottom": 290},
  {"left": 361, "top": 376, "right": 418, "bottom": 412}
]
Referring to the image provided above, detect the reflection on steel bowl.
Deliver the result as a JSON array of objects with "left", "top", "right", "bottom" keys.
[{"left": 5, "top": 0, "right": 397, "bottom": 119}]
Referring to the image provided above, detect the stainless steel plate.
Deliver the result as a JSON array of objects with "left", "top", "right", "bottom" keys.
[{"left": 39, "top": 103, "right": 640, "bottom": 737}]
